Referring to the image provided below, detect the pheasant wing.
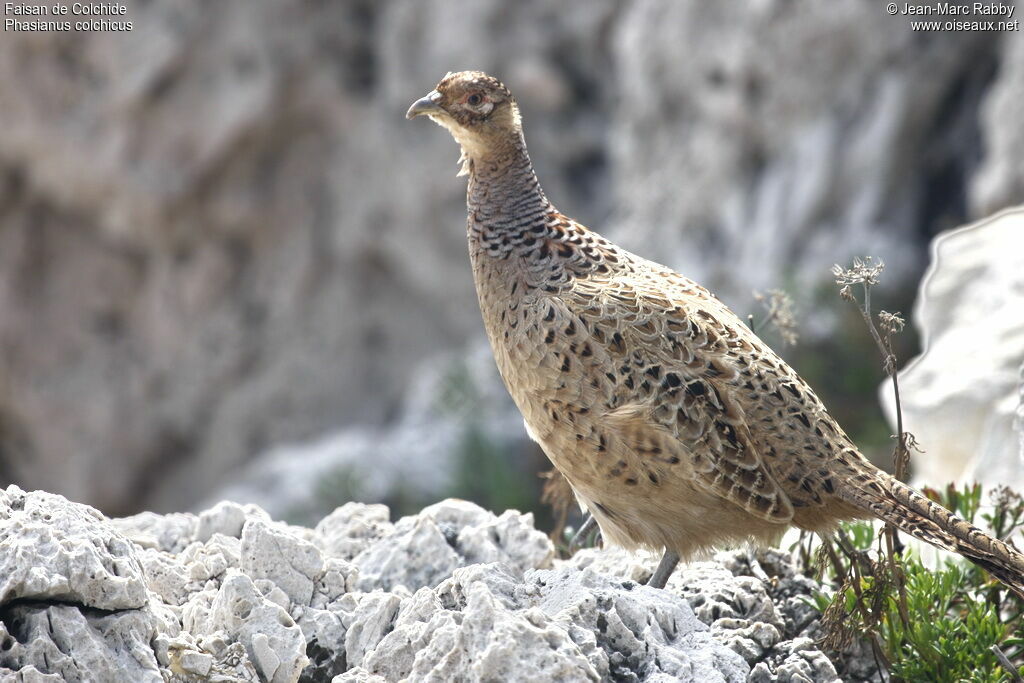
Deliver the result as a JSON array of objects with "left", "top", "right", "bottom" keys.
[{"left": 570, "top": 270, "right": 795, "bottom": 524}]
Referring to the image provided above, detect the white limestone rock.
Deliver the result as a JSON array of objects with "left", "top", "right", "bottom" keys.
[
  {"left": 197, "top": 500, "right": 269, "bottom": 542},
  {"left": 176, "top": 650, "right": 214, "bottom": 678},
  {"left": 180, "top": 532, "right": 242, "bottom": 585},
  {"left": 679, "top": 550, "right": 846, "bottom": 683},
  {"left": 163, "top": 633, "right": 260, "bottom": 682},
  {"left": 0, "top": 605, "right": 164, "bottom": 682},
  {"left": 881, "top": 209, "right": 1024, "bottom": 491},
  {"left": 349, "top": 514, "right": 461, "bottom": 593},
  {"left": 360, "top": 562, "right": 747, "bottom": 682},
  {"left": 557, "top": 544, "right": 846, "bottom": 681},
  {"left": 291, "top": 567, "right": 398, "bottom": 680},
  {"left": 332, "top": 667, "right": 387, "bottom": 683},
  {"left": 0, "top": 487, "right": 847, "bottom": 681},
  {"left": 445, "top": 502, "right": 556, "bottom": 573},
  {"left": 362, "top": 565, "right": 600, "bottom": 681},
  {"left": 295, "top": 607, "right": 347, "bottom": 679},
  {"left": 135, "top": 547, "right": 193, "bottom": 607},
  {"left": 110, "top": 511, "right": 199, "bottom": 554},
  {"left": 0, "top": 487, "right": 147, "bottom": 610},
  {"left": 241, "top": 518, "right": 325, "bottom": 606},
  {"left": 309, "top": 557, "right": 360, "bottom": 608},
  {"left": 338, "top": 592, "right": 404, "bottom": 670},
  {"left": 346, "top": 499, "right": 554, "bottom": 592},
  {"left": 0, "top": 666, "right": 63, "bottom": 683},
  {"left": 315, "top": 502, "right": 394, "bottom": 561},
  {"left": 567, "top": 544, "right": 670, "bottom": 584},
  {"left": 185, "top": 571, "right": 308, "bottom": 683},
  {"left": 672, "top": 562, "right": 783, "bottom": 631},
  {"left": 748, "top": 637, "right": 842, "bottom": 683}
]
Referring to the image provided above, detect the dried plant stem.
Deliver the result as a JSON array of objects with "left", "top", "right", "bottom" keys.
[
  {"left": 831, "top": 531, "right": 894, "bottom": 673},
  {"left": 831, "top": 258, "right": 916, "bottom": 651},
  {"left": 751, "top": 289, "right": 799, "bottom": 345},
  {"left": 991, "top": 644, "right": 1024, "bottom": 683},
  {"left": 853, "top": 281, "right": 911, "bottom": 629},
  {"left": 821, "top": 537, "right": 848, "bottom": 584},
  {"left": 856, "top": 283, "right": 908, "bottom": 481}
]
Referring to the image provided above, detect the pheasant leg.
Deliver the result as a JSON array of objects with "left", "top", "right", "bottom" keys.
[
  {"left": 648, "top": 549, "right": 681, "bottom": 589},
  {"left": 569, "top": 515, "right": 598, "bottom": 552}
]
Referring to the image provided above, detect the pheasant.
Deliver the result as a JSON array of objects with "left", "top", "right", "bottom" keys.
[{"left": 406, "top": 70, "right": 1024, "bottom": 595}]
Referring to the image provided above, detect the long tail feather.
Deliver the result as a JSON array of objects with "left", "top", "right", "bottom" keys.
[{"left": 840, "top": 469, "right": 1024, "bottom": 600}]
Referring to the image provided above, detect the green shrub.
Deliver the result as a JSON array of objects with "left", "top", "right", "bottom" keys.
[{"left": 812, "top": 483, "right": 1024, "bottom": 681}]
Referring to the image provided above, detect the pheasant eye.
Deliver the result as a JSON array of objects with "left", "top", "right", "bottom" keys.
[{"left": 467, "top": 93, "right": 483, "bottom": 106}]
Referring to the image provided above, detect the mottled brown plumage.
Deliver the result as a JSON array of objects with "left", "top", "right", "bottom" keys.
[{"left": 407, "top": 71, "right": 1024, "bottom": 596}]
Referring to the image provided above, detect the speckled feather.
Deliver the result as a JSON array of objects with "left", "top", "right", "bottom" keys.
[{"left": 410, "top": 71, "right": 1024, "bottom": 597}]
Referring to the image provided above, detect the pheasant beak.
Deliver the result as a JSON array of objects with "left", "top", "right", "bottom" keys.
[{"left": 406, "top": 90, "right": 444, "bottom": 120}]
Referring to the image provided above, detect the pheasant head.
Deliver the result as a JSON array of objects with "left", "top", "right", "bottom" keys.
[{"left": 407, "top": 71, "right": 523, "bottom": 175}]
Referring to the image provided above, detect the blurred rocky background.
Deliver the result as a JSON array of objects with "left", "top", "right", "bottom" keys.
[{"left": 0, "top": 0, "right": 1021, "bottom": 525}]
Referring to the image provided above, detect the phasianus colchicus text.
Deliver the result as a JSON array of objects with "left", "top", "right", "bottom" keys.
[{"left": 407, "top": 70, "right": 1024, "bottom": 595}]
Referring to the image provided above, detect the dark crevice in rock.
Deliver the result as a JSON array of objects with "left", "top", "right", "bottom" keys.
[
  {"left": 0, "top": 598, "right": 140, "bottom": 624},
  {"left": 438, "top": 521, "right": 460, "bottom": 549},
  {"left": 300, "top": 638, "right": 346, "bottom": 683}
]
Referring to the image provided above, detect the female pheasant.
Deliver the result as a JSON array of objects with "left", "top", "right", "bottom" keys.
[{"left": 407, "top": 70, "right": 1024, "bottom": 595}]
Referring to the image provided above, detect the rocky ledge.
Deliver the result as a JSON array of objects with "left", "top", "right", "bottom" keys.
[{"left": 0, "top": 486, "right": 850, "bottom": 682}]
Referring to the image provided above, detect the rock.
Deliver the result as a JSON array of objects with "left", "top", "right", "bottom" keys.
[
  {"left": 332, "top": 667, "right": 387, "bottom": 683},
  {"left": 565, "top": 545, "right": 663, "bottom": 584},
  {"left": 110, "top": 510, "right": 199, "bottom": 554},
  {"left": 309, "top": 558, "right": 361, "bottom": 608},
  {"left": 175, "top": 649, "right": 214, "bottom": 678},
  {"left": 0, "top": 666, "right": 63, "bottom": 683},
  {"left": 315, "top": 502, "right": 394, "bottom": 561},
  {"left": 135, "top": 547, "right": 193, "bottom": 607},
  {"left": 0, "top": 487, "right": 148, "bottom": 610},
  {"left": 350, "top": 515, "right": 459, "bottom": 593},
  {"left": 573, "top": 545, "right": 855, "bottom": 682},
  {"left": 241, "top": 518, "right": 325, "bottom": 606},
  {"left": 0, "top": 485, "right": 852, "bottom": 681},
  {"left": 186, "top": 533, "right": 243, "bottom": 584},
  {"left": 671, "top": 562, "right": 783, "bottom": 632},
  {"left": 164, "top": 634, "right": 261, "bottom": 682},
  {"left": 361, "top": 562, "right": 747, "bottom": 682},
  {"left": 185, "top": 572, "right": 308, "bottom": 683},
  {"left": 197, "top": 500, "right": 264, "bottom": 542},
  {"left": 346, "top": 499, "right": 554, "bottom": 592},
  {"left": 881, "top": 209, "right": 1024, "bottom": 491},
  {"left": 449, "top": 502, "right": 556, "bottom": 572},
  {"left": 762, "top": 638, "right": 843, "bottom": 683},
  {"left": 0, "top": 605, "right": 165, "bottom": 682},
  {"left": 338, "top": 592, "right": 404, "bottom": 670}
]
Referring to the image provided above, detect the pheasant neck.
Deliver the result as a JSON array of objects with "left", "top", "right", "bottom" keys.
[{"left": 465, "top": 132, "right": 551, "bottom": 249}]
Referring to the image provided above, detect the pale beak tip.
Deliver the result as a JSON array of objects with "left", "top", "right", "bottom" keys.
[{"left": 406, "top": 91, "right": 443, "bottom": 120}]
